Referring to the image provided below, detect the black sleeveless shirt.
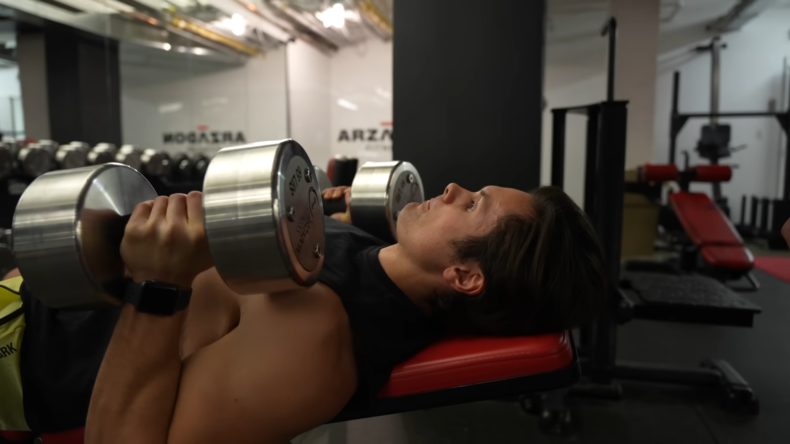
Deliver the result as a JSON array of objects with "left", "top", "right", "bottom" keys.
[{"left": 17, "top": 216, "right": 438, "bottom": 432}]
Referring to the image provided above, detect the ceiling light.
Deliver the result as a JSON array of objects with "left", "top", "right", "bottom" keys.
[
  {"left": 230, "top": 13, "right": 246, "bottom": 36},
  {"left": 317, "top": 3, "right": 346, "bottom": 29},
  {"left": 163, "top": 43, "right": 172, "bottom": 51}
]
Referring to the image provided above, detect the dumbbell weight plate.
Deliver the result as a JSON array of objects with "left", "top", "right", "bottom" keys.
[
  {"left": 350, "top": 161, "right": 424, "bottom": 242},
  {"left": 12, "top": 163, "right": 157, "bottom": 309},
  {"left": 203, "top": 139, "right": 325, "bottom": 294},
  {"left": 55, "top": 147, "right": 88, "bottom": 170},
  {"left": 141, "top": 149, "right": 170, "bottom": 178},
  {"left": 0, "top": 143, "right": 14, "bottom": 178},
  {"left": 115, "top": 148, "right": 142, "bottom": 171},
  {"left": 17, "top": 146, "right": 52, "bottom": 178},
  {"left": 193, "top": 155, "right": 209, "bottom": 179},
  {"left": 69, "top": 141, "right": 91, "bottom": 153},
  {"left": 314, "top": 165, "right": 333, "bottom": 192},
  {"left": 172, "top": 153, "right": 193, "bottom": 181}
]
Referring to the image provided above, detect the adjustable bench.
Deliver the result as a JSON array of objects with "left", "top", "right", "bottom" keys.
[
  {"left": 638, "top": 164, "right": 756, "bottom": 287},
  {"left": 1, "top": 332, "right": 579, "bottom": 443}
]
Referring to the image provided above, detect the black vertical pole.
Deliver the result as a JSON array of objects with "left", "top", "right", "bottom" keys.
[
  {"left": 670, "top": 71, "right": 680, "bottom": 164},
  {"left": 552, "top": 109, "right": 568, "bottom": 188},
  {"left": 584, "top": 106, "right": 601, "bottom": 214},
  {"left": 751, "top": 195, "right": 760, "bottom": 230},
  {"left": 604, "top": 18, "right": 617, "bottom": 102},
  {"left": 740, "top": 195, "right": 747, "bottom": 225},
  {"left": 580, "top": 105, "right": 601, "bottom": 359},
  {"left": 761, "top": 197, "right": 771, "bottom": 235},
  {"left": 784, "top": 110, "right": 790, "bottom": 200},
  {"left": 591, "top": 101, "right": 628, "bottom": 382}
]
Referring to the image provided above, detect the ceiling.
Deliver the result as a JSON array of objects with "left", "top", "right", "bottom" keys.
[{"left": 545, "top": 0, "right": 790, "bottom": 89}]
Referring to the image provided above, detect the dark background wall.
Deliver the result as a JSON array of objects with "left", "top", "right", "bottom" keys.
[
  {"left": 46, "top": 28, "right": 122, "bottom": 145},
  {"left": 18, "top": 25, "right": 122, "bottom": 145},
  {"left": 393, "top": 0, "right": 546, "bottom": 197}
]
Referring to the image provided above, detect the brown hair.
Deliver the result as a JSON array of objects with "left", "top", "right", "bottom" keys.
[{"left": 439, "top": 186, "right": 607, "bottom": 336}]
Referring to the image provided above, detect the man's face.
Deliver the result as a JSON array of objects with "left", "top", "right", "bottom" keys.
[{"left": 396, "top": 183, "right": 534, "bottom": 271}]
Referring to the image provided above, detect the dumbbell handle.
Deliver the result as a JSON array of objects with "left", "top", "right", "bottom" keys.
[{"left": 322, "top": 197, "right": 347, "bottom": 216}]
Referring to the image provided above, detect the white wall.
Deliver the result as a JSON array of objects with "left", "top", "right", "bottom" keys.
[
  {"left": 542, "top": 75, "right": 607, "bottom": 205},
  {"left": 654, "top": 7, "right": 790, "bottom": 220},
  {"left": 612, "top": 0, "right": 661, "bottom": 170},
  {"left": 542, "top": 21, "right": 608, "bottom": 205},
  {"left": 329, "top": 39, "right": 393, "bottom": 166},
  {"left": 121, "top": 47, "right": 289, "bottom": 157},
  {"left": 284, "top": 38, "right": 393, "bottom": 171},
  {"left": 0, "top": 66, "right": 22, "bottom": 138},
  {"left": 286, "top": 40, "right": 332, "bottom": 169}
]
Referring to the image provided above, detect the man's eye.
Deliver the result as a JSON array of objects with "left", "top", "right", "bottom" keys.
[{"left": 468, "top": 199, "right": 477, "bottom": 211}]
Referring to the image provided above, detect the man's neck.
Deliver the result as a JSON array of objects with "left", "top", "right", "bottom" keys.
[{"left": 378, "top": 244, "right": 438, "bottom": 315}]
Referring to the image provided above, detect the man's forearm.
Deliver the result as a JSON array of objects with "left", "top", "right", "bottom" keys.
[{"left": 86, "top": 304, "right": 186, "bottom": 444}]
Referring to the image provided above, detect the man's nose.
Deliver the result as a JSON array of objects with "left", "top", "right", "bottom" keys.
[{"left": 443, "top": 183, "right": 467, "bottom": 203}]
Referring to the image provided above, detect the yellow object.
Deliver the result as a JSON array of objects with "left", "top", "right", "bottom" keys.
[
  {"left": 359, "top": 1, "right": 393, "bottom": 35},
  {"left": 0, "top": 277, "right": 29, "bottom": 432},
  {"left": 169, "top": 16, "right": 261, "bottom": 56},
  {"left": 621, "top": 192, "right": 660, "bottom": 259}
]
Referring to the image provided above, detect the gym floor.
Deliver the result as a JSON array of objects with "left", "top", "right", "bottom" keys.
[{"left": 295, "top": 266, "right": 790, "bottom": 444}]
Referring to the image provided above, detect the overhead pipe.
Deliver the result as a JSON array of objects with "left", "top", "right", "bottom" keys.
[{"left": 707, "top": 0, "right": 777, "bottom": 33}]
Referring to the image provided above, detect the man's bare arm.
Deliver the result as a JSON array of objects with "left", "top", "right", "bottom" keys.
[
  {"left": 86, "top": 193, "right": 210, "bottom": 444},
  {"left": 86, "top": 306, "right": 185, "bottom": 444},
  {"left": 167, "top": 284, "right": 357, "bottom": 444}
]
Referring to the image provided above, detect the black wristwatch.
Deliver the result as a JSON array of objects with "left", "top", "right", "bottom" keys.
[{"left": 125, "top": 280, "right": 192, "bottom": 316}]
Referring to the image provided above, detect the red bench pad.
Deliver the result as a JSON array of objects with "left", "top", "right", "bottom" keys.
[
  {"left": 701, "top": 245, "right": 754, "bottom": 272},
  {"left": 378, "top": 332, "right": 574, "bottom": 398},
  {"left": 5, "top": 333, "right": 574, "bottom": 444},
  {"left": 670, "top": 192, "right": 745, "bottom": 247}
]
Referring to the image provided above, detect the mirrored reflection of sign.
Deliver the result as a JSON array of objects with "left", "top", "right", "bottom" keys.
[
  {"left": 163, "top": 128, "right": 246, "bottom": 145},
  {"left": 336, "top": 121, "right": 392, "bottom": 153}
]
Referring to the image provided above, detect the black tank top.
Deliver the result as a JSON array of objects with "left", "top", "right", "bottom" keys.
[
  {"left": 18, "top": 216, "right": 438, "bottom": 432},
  {"left": 319, "top": 217, "right": 440, "bottom": 410}
]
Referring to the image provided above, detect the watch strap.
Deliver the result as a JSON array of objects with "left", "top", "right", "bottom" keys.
[{"left": 125, "top": 280, "right": 192, "bottom": 315}]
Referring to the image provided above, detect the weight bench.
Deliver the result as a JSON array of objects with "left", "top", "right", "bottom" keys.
[
  {"left": 638, "top": 164, "right": 757, "bottom": 289},
  {"left": 0, "top": 332, "right": 579, "bottom": 443}
]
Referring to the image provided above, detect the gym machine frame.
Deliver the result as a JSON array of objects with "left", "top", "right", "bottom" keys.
[
  {"left": 668, "top": 68, "right": 790, "bottom": 200},
  {"left": 551, "top": 18, "right": 758, "bottom": 413}
]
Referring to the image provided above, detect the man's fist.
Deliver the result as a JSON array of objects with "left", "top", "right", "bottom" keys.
[
  {"left": 321, "top": 186, "right": 352, "bottom": 224},
  {"left": 121, "top": 192, "right": 213, "bottom": 289}
]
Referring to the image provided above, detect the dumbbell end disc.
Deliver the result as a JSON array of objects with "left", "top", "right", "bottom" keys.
[
  {"left": 350, "top": 161, "right": 425, "bottom": 242},
  {"left": 203, "top": 139, "right": 325, "bottom": 295},
  {"left": 13, "top": 163, "right": 157, "bottom": 309}
]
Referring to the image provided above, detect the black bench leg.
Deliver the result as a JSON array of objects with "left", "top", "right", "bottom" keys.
[
  {"left": 701, "top": 359, "right": 760, "bottom": 415},
  {"left": 519, "top": 389, "right": 574, "bottom": 434}
]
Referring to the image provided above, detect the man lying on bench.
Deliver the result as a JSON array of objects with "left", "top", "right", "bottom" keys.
[{"left": 0, "top": 184, "right": 606, "bottom": 444}]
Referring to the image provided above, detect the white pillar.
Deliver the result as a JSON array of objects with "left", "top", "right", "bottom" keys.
[{"left": 610, "top": 0, "right": 661, "bottom": 169}]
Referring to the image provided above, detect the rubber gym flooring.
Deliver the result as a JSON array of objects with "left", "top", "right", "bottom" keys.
[{"left": 294, "top": 268, "right": 790, "bottom": 444}]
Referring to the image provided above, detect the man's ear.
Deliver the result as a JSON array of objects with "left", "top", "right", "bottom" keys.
[{"left": 443, "top": 262, "right": 485, "bottom": 296}]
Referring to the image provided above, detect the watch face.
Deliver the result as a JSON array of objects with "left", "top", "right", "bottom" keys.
[{"left": 139, "top": 282, "right": 180, "bottom": 314}]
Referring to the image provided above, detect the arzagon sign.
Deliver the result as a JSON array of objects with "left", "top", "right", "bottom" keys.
[{"left": 163, "top": 131, "right": 246, "bottom": 145}]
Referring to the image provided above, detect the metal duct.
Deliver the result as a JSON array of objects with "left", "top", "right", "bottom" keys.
[{"left": 707, "top": 0, "right": 778, "bottom": 33}]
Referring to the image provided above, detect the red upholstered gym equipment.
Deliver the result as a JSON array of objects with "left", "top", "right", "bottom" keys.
[
  {"left": 669, "top": 192, "right": 744, "bottom": 247},
  {"left": 636, "top": 163, "right": 754, "bottom": 275},
  {"left": 335, "top": 331, "right": 578, "bottom": 421},
  {"left": 326, "top": 157, "right": 337, "bottom": 185},
  {"left": 668, "top": 184, "right": 753, "bottom": 274},
  {"left": 4, "top": 332, "right": 579, "bottom": 442},
  {"left": 638, "top": 164, "right": 679, "bottom": 182},
  {"left": 693, "top": 165, "right": 732, "bottom": 183},
  {"left": 380, "top": 333, "right": 575, "bottom": 398}
]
